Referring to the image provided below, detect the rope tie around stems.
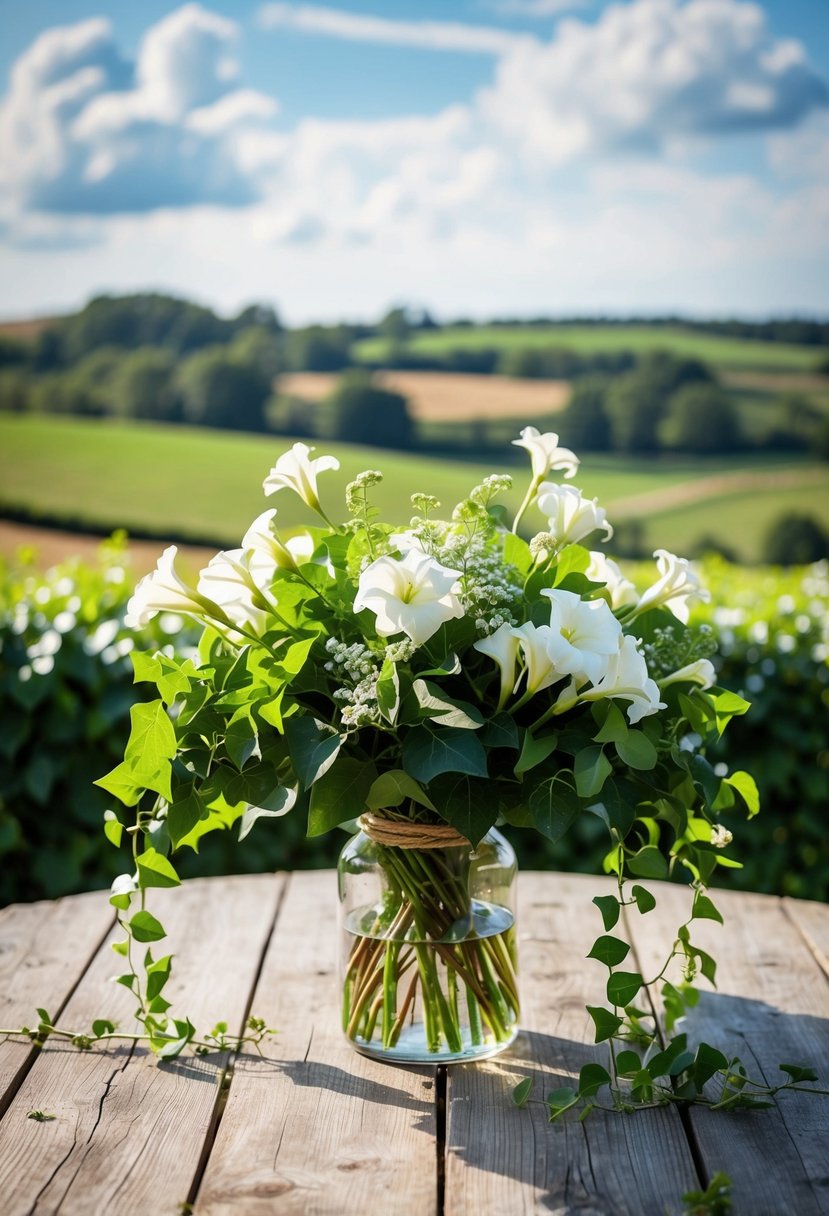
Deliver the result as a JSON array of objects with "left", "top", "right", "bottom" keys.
[{"left": 358, "top": 814, "right": 470, "bottom": 850}]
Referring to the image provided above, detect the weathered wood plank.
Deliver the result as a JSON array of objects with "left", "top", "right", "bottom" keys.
[
  {"left": 195, "top": 869, "right": 439, "bottom": 1216},
  {"left": 445, "top": 871, "right": 700, "bottom": 1216},
  {"left": 627, "top": 882, "right": 829, "bottom": 1215},
  {"left": 0, "top": 891, "right": 114, "bottom": 1115},
  {"left": 0, "top": 874, "right": 283, "bottom": 1216},
  {"left": 784, "top": 896, "right": 829, "bottom": 981}
]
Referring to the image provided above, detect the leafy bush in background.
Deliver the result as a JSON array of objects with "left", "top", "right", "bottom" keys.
[{"left": 1, "top": 543, "right": 827, "bottom": 905}]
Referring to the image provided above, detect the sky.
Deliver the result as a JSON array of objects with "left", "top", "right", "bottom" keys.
[{"left": 0, "top": 0, "right": 827, "bottom": 323}]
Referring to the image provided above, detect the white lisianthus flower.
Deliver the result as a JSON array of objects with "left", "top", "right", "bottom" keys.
[
  {"left": 125, "top": 546, "right": 216, "bottom": 629},
  {"left": 536, "top": 483, "right": 613, "bottom": 548},
  {"left": 241, "top": 509, "right": 325, "bottom": 579},
  {"left": 197, "top": 549, "right": 269, "bottom": 633},
  {"left": 659, "top": 658, "right": 717, "bottom": 690},
  {"left": 580, "top": 634, "right": 666, "bottom": 724},
  {"left": 511, "top": 622, "right": 563, "bottom": 695},
  {"left": 635, "top": 549, "right": 711, "bottom": 624},
  {"left": 542, "top": 588, "right": 622, "bottom": 685},
  {"left": 263, "top": 443, "right": 340, "bottom": 514},
  {"left": 474, "top": 622, "right": 522, "bottom": 708},
  {"left": 354, "top": 550, "right": 463, "bottom": 647},
  {"left": 512, "top": 427, "right": 579, "bottom": 481},
  {"left": 586, "top": 551, "right": 638, "bottom": 611}
]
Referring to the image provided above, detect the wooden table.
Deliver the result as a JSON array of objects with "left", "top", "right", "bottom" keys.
[{"left": 1, "top": 871, "right": 828, "bottom": 1214}]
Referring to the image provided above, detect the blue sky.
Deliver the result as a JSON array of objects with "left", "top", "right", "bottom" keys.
[{"left": 0, "top": 0, "right": 827, "bottom": 321}]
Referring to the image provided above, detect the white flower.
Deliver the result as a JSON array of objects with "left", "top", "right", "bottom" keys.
[
  {"left": 659, "top": 658, "right": 717, "bottom": 690},
  {"left": 263, "top": 442, "right": 339, "bottom": 513},
  {"left": 535, "top": 483, "right": 613, "bottom": 548},
  {"left": 711, "top": 824, "right": 733, "bottom": 848},
  {"left": 125, "top": 546, "right": 213, "bottom": 629},
  {"left": 586, "top": 551, "right": 638, "bottom": 610},
  {"left": 542, "top": 588, "right": 622, "bottom": 685},
  {"left": 474, "top": 622, "right": 522, "bottom": 708},
  {"left": 354, "top": 550, "right": 463, "bottom": 646},
  {"left": 197, "top": 549, "right": 269, "bottom": 633},
  {"left": 581, "top": 634, "right": 666, "bottom": 724},
  {"left": 241, "top": 509, "right": 323, "bottom": 579},
  {"left": 636, "top": 549, "right": 711, "bottom": 624},
  {"left": 512, "top": 427, "right": 579, "bottom": 481},
  {"left": 511, "top": 622, "right": 563, "bottom": 696}
]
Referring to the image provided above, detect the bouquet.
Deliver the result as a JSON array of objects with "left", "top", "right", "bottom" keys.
[{"left": 99, "top": 428, "right": 756, "bottom": 1064}]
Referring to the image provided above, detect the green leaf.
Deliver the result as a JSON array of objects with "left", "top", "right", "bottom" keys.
[
  {"left": 512, "top": 1077, "right": 533, "bottom": 1107},
  {"left": 574, "top": 746, "right": 612, "bottom": 798},
  {"left": 136, "top": 848, "right": 181, "bottom": 890},
  {"left": 402, "top": 725, "right": 488, "bottom": 784},
  {"left": 366, "top": 770, "right": 436, "bottom": 813},
  {"left": 725, "top": 770, "right": 760, "bottom": 818},
  {"left": 412, "top": 680, "right": 484, "bottom": 730},
  {"left": 167, "top": 788, "right": 205, "bottom": 849},
  {"left": 645, "top": 1034, "right": 688, "bottom": 1079},
  {"left": 129, "top": 910, "right": 166, "bottom": 943},
  {"left": 779, "top": 1063, "right": 819, "bottom": 1084},
  {"left": 103, "top": 810, "right": 123, "bottom": 848},
  {"left": 628, "top": 845, "right": 668, "bottom": 879},
  {"left": 514, "top": 731, "right": 558, "bottom": 776},
  {"left": 145, "top": 954, "right": 173, "bottom": 1002},
  {"left": 546, "top": 1087, "right": 578, "bottom": 1119},
  {"left": 284, "top": 717, "right": 342, "bottom": 789},
  {"left": 527, "top": 776, "right": 580, "bottom": 843},
  {"left": 694, "top": 1043, "right": 729, "bottom": 1087},
  {"left": 482, "top": 713, "right": 519, "bottom": 751},
  {"left": 587, "top": 935, "right": 631, "bottom": 968},
  {"left": 427, "top": 773, "right": 497, "bottom": 847},
  {"left": 238, "top": 786, "right": 297, "bottom": 841},
  {"left": 131, "top": 650, "right": 162, "bottom": 685},
  {"left": 224, "top": 711, "right": 259, "bottom": 771},
  {"left": 586, "top": 1005, "right": 623, "bottom": 1042},
  {"left": 592, "top": 894, "right": 620, "bottom": 931},
  {"left": 123, "top": 700, "right": 177, "bottom": 799},
  {"left": 376, "top": 659, "right": 401, "bottom": 725},
  {"left": 578, "top": 1063, "right": 610, "bottom": 1098},
  {"left": 92, "top": 1019, "right": 116, "bottom": 1038},
  {"left": 692, "top": 892, "right": 724, "bottom": 925},
  {"left": 502, "top": 532, "right": 532, "bottom": 575},
  {"left": 615, "top": 1049, "right": 641, "bottom": 1077},
  {"left": 593, "top": 703, "right": 629, "bottom": 744},
  {"left": 94, "top": 761, "right": 145, "bottom": 807},
  {"left": 308, "top": 758, "right": 377, "bottom": 836},
  {"left": 606, "top": 971, "right": 643, "bottom": 1007},
  {"left": 615, "top": 731, "right": 657, "bottom": 771},
  {"left": 631, "top": 884, "right": 656, "bottom": 914}
]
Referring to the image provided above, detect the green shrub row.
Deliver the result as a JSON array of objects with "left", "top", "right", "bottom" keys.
[{"left": 1, "top": 543, "right": 826, "bottom": 905}]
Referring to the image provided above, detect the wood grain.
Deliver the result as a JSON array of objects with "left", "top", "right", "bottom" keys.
[
  {"left": 784, "top": 896, "right": 829, "bottom": 981},
  {"left": 195, "top": 870, "right": 439, "bottom": 1216},
  {"left": 0, "top": 891, "right": 114, "bottom": 1116},
  {"left": 445, "top": 872, "right": 700, "bottom": 1216},
  {"left": 627, "top": 882, "right": 829, "bottom": 1216},
  {"left": 0, "top": 874, "right": 282, "bottom": 1216}
]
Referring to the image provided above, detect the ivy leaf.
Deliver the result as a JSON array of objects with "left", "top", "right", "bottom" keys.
[
  {"left": 514, "top": 731, "right": 558, "bottom": 776},
  {"left": 725, "top": 770, "right": 760, "bottom": 818},
  {"left": 136, "top": 848, "right": 181, "bottom": 890},
  {"left": 546, "top": 1087, "right": 579, "bottom": 1120},
  {"left": 592, "top": 894, "right": 620, "bottom": 931},
  {"left": 587, "top": 935, "right": 631, "bottom": 968},
  {"left": 694, "top": 1043, "right": 729, "bottom": 1087},
  {"left": 308, "top": 758, "right": 377, "bottom": 836},
  {"left": 129, "top": 910, "right": 166, "bottom": 943},
  {"left": 412, "top": 680, "right": 484, "bottom": 730},
  {"left": 284, "top": 717, "right": 342, "bottom": 789},
  {"left": 578, "top": 1063, "right": 610, "bottom": 1098},
  {"left": 779, "top": 1063, "right": 819, "bottom": 1084},
  {"left": 103, "top": 810, "right": 123, "bottom": 848},
  {"left": 512, "top": 1077, "right": 533, "bottom": 1108},
  {"left": 606, "top": 971, "right": 643, "bottom": 1007},
  {"left": 145, "top": 954, "right": 173, "bottom": 1002},
  {"left": 167, "top": 788, "right": 205, "bottom": 849},
  {"left": 692, "top": 892, "right": 724, "bottom": 924},
  {"left": 482, "top": 713, "right": 519, "bottom": 751},
  {"left": 123, "top": 700, "right": 177, "bottom": 798},
  {"left": 376, "top": 659, "right": 401, "bottom": 725},
  {"left": 593, "top": 703, "right": 629, "bottom": 745},
  {"left": 238, "top": 786, "right": 297, "bottom": 841},
  {"left": 427, "top": 773, "right": 497, "bottom": 847},
  {"left": 366, "top": 770, "right": 436, "bottom": 813},
  {"left": 631, "top": 884, "right": 656, "bottom": 914},
  {"left": 527, "top": 776, "right": 580, "bottom": 842},
  {"left": 628, "top": 846, "right": 668, "bottom": 879},
  {"left": 402, "top": 725, "right": 488, "bottom": 784},
  {"left": 94, "top": 761, "right": 144, "bottom": 807},
  {"left": 574, "top": 746, "right": 612, "bottom": 798},
  {"left": 615, "top": 731, "right": 657, "bottom": 771},
  {"left": 586, "top": 1005, "right": 623, "bottom": 1042},
  {"left": 225, "top": 711, "right": 260, "bottom": 771},
  {"left": 615, "top": 1049, "right": 641, "bottom": 1077}
]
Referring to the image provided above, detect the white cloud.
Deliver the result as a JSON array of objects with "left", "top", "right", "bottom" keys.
[
  {"left": 256, "top": 4, "right": 529, "bottom": 55},
  {"left": 483, "top": 0, "right": 591, "bottom": 16},
  {"left": 0, "top": 4, "right": 277, "bottom": 215},
  {"left": 479, "top": 0, "right": 828, "bottom": 166}
]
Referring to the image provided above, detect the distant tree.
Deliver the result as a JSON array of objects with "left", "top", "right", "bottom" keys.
[
  {"left": 323, "top": 371, "right": 412, "bottom": 449},
  {"left": 378, "top": 307, "right": 411, "bottom": 345},
  {"left": 0, "top": 368, "right": 33, "bottom": 412},
  {"left": 175, "top": 347, "right": 270, "bottom": 431},
  {"left": 557, "top": 377, "right": 612, "bottom": 451},
  {"left": 232, "top": 304, "right": 282, "bottom": 334},
  {"left": 110, "top": 348, "right": 178, "bottom": 421},
  {"left": 229, "top": 326, "right": 282, "bottom": 383},
  {"left": 0, "top": 335, "right": 29, "bottom": 368},
  {"left": 60, "top": 293, "right": 230, "bottom": 362},
  {"left": 658, "top": 383, "right": 742, "bottom": 453},
  {"left": 763, "top": 513, "right": 829, "bottom": 565},
  {"left": 283, "top": 325, "right": 353, "bottom": 372},
  {"left": 605, "top": 352, "right": 716, "bottom": 453}
]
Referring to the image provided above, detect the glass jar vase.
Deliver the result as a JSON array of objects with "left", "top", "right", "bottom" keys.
[{"left": 337, "top": 818, "right": 519, "bottom": 1064}]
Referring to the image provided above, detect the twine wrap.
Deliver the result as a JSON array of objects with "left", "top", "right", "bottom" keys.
[{"left": 358, "top": 813, "right": 470, "bottom": 850}]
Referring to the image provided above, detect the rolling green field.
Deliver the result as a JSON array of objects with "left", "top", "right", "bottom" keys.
[
  {"left": 1, "top": 415, "right": 826, "bottom": 563},
  {"left": 355, "top": 325, "right": 822, "bottom": 372}
]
